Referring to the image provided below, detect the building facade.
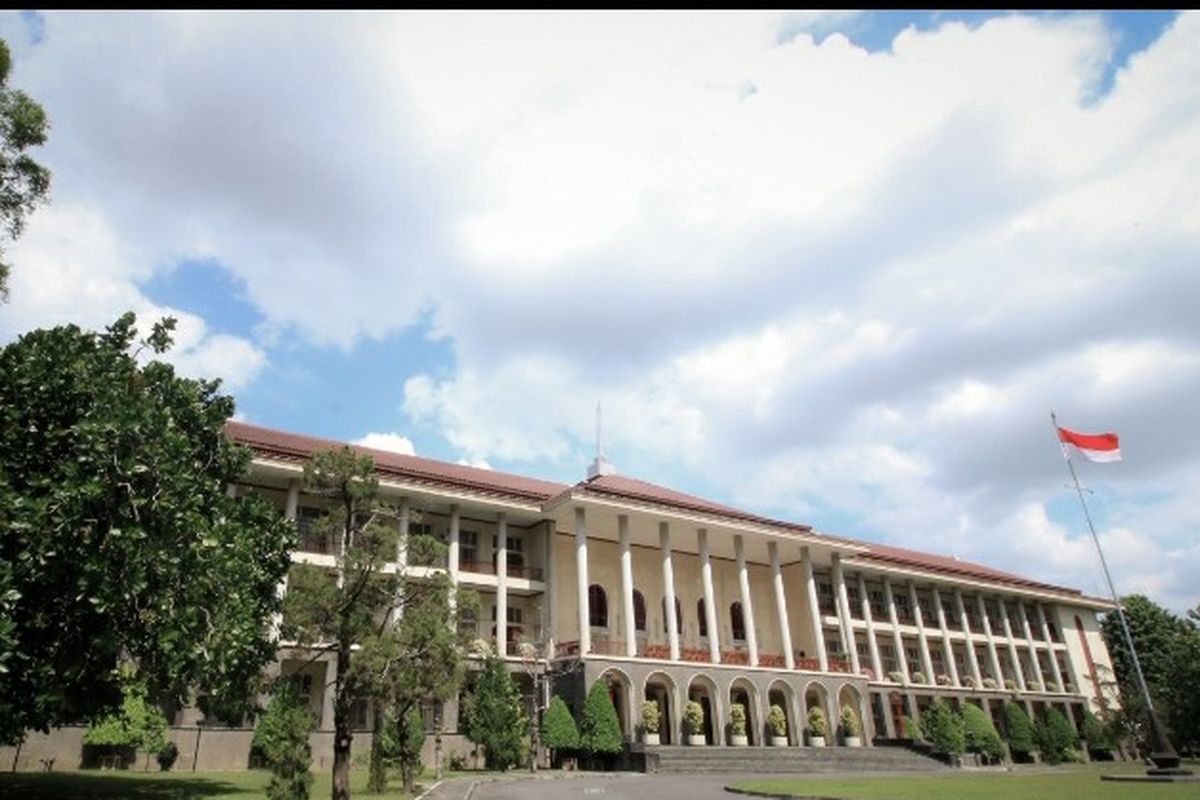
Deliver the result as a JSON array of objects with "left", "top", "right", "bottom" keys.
[{"left": 1, "top": 420, "right": 1119, "bottom": 770}]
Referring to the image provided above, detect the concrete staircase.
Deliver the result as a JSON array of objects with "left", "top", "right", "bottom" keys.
[{"left": 641, "top": 742, "right": 949, "bottom": 774}]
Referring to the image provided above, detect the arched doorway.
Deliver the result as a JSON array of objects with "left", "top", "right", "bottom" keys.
[
  {"left": 728, "top": 678, "right": 760, "bottom": 745},
  {"left": 687, "top": 674, "right": 723, "bottom": 745},
  {"left": 644, "top": 672, "right": 677, "bottom": 745},
  {"left": 803, "top": 681, "right": 830, "bottom": 744},
  {"left": 837, "top": 684, "right": 865, "bottom": 745},
  {"left": 598, "top": 668, "right": 634, "bottom": 741},
  {"left": 768, "top": 680, "right": 798, "bottom": 745}
]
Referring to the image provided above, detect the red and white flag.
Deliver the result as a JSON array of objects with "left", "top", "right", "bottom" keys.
[{"left": 1057, "top": 426, "right": 1121, "bottom": 463}]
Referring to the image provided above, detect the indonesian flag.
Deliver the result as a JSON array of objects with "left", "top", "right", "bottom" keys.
[{"left": 1057, "top": 426, "right": 1121, "bottom": 463}]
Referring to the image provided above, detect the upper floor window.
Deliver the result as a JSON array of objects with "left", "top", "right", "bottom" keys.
[
  {"left": 730, "top": 601, "right": 746, "bottom": 643},
  {"left": 662, "top": 596, "right": 682, "bottom": 635},
  {"left": 588, "top": 584, "right": 608, "bottom": 629},
  {"left": 460, "top": 530, "right": 479, "bottom": 568},
  {"left": 697, "top": 598, "right": 708, "bottom": 638},
  {"left": 633, "top": 590, "right": 646, "bottom": 633}
]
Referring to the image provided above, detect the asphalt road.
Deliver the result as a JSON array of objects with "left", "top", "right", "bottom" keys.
[{"left": 468, "top": 773, "right": 754, "bottom": 800}]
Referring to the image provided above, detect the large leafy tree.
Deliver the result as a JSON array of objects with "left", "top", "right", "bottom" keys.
[
  {"left": 0, "top": 37, "right": 51, "bottom": 302},
  {"left": 0, "top": 314, "right": 293, "bottom": 745}
]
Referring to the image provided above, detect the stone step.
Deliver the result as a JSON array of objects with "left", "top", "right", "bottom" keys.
[{"left": 645, "top": 743, "right": 948, "bottom": 774}]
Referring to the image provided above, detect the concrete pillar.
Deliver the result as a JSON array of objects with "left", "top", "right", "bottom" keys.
[
  {"left": 448, "top": 505, "right": 461, "bottom": 585},
  {"left": 734, "top": 535, "right": 758, "bottom": 667},
  {"left": 933, "top": 589, "right": 960, "bottom": 687},
  {"left": 976, "top": 595, "right": 1004, "bottom": 685},
  {"left": 1018, "top": 601, "right": 1046, "bottom": 691},
  {"left": 859, "top": 574, "right": 883, "bottom": 681},
  {"left": 774, "top": 542, "right": 796, "bottom": 670},
  {"left": 998, "top": 598, "right": 1026, "bottom": 691},
  {"left": 392, "top": 497, "right": 409, "bottom": 626},
  {"left": 619, "top": 515, "right": 637, "bottom": 658},
  {"left": 496, "top": 514, "right": 508, "bottom": 657},
  {"left": 883, "top": 578, "right": 908, "bottom": 683},
  {"left": 909, "top": 582, "right": 935, "bottom": 684},
  {"left": 274, "top": 479, "right": 300, "bottom": 640},
  {"left": 545, "top": 520, "right": 557, "bottom": 657},
  {"left": 955, "top": 589, "right": 983, "bottom": 687},
  {"left": 575, "top": 507, "right": 590, "bottom": 656},
  {"left": 1038, "top": 604, "right": 1065, "bottom": 692},
  {"left": 799, "top": 547, "right": 821, "bottom": 671},
  {"left": 661, "top": 522, "right": 679, "bottom": 662},
  {"left": 833, "top": 554, "right": 859, "bottom": 674},
  {"left": 698, "top": 528, "right": 720, "bottom": 664}
]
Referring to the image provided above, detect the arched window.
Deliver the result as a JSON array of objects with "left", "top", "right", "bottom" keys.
[
  {"left": 633, "top": 590, "right": 646, "bottom": 633},
  {"left": 697, "top": 598, "right": 708, "bottom": 638},
  {"left": 662, "top": 596, "right": 682, "bottom": 635},
  {"left": 730, "top": 601, "right": 746, "bottom": 642},
  {"left": 588, "top": 584, "right": 608, "bottom": 629}
]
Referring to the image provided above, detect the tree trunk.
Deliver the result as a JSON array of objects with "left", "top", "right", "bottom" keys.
[
  {"left": 333, "top": 643, "right": 353, "bottom": 800},
  {"left": 367, "top": 707, "right": 387, "bottom": 793}
]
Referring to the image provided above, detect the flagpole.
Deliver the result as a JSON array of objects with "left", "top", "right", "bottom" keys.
[{"left": 1049, "top": 411, "right": 1176, "bottom": 766}]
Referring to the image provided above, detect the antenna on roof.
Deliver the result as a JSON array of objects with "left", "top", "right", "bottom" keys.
[{"left": 587, "top": 401, "right": 616, "bottom": 479}]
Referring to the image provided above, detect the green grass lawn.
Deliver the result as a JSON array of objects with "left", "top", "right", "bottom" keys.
[
  {"left": 730, "top": 763, "right": 1200, "bottom": 800},
  {"left": 0, "top": 767, "right": 421, "bottom": 799}
]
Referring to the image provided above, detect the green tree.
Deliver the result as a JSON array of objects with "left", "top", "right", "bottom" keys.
[
  {"left": 1081, "top": 709, "right": 1115, "bottom": 754},
  {"left": 920, "top": 699, "right": 965, "bottom": 755},
  {"left": 464, "top": 653, "right": 527, "bottom": 771},
  {"left": 281, "top": 447, "right": 401, "bottom": 800},
  {"left": 253, "top": 682, "right": 315, "bottom": 800},
  {"left": 579, "top": 680, "right": 623, "bottom": 762},
  {"left": 1036, "top": 706, "right": 1078, "bottom": 765},
  {"left": 83, "top": 681, "right": 169, "bottom": 771},
  {"left": 961, "top": 703, "right": 1006, "bottom": 762},
  {"left": 372, "top": 705, "right": 424, "bottom": 795},
  {"left": 0, "top": 37, "right": 51, "bottom": 302},
  {"left": 0, "top": 314, "right": 293, "bottom": 745},
  {"left": 541, "top": 696, "right": 579, "bottom": 761},
  {"left": 1002, "top": 702, "right": 1036, "bottom": 759}
]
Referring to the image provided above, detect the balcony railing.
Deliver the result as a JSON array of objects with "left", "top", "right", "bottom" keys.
[{"left": 457, "top": 560, "right": 544, "bottom": 582}]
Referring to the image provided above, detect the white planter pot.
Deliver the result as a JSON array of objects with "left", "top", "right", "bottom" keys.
[
  {"left": 771, "top": 736, "right": 790, "bottom": 747},
  {"left": 844, "top": 736, "right": 862, "bottom": 748},
  {"left": 687, "top": 734, "right": 707, "bottom": 746},
  {"left": 730, "top": 734, "right": 748, "bottom": 746},
  {"left": 809, "top": 735, "right": 826, "bottom": 747},
  {"left": 643, "top": 732, "right": 660, "bottom": 746}
]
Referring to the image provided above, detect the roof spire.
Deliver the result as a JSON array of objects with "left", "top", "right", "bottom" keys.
[{"left": 587, "top": 401, "right": 616, "bottom": 479}]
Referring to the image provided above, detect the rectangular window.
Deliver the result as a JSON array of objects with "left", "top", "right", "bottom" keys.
[
  {"left": 460, "top": 529, "right": 479, "bottom": 569},
  {"left": 296, "top": 506, "right": 329, "bottom": 554},
  {"left": 847, "top": 585, "right": 863, "bottom": 619},
  {"left": 894, "top": 593, "right": 913, "bottom": 624},
  {"left": 817, "top": 581, "right": 836, "bottom": 615},
  {"left": 869, "top": 589, "right": 886, "bottom": 618}
]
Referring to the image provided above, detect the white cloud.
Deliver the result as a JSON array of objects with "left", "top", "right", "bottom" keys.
[{"left": 354, "top": 432, "right": 416, "bottom": 457}]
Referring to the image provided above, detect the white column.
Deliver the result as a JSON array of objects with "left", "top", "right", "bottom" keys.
[
  {"left": 858, "top": 574, "right": 883, "bottom": 681},
  {"left": 448, "top": 505, "right": 461, "bottom": 585},
  {"left": 1018, "top": 601, "right": 1046, "bottom": 691},
  {"left": 832, "top": 554, "right": 859, "bottom": 674},
  {"left": 955, "top": 589, "right": 983, "bottom": 687},
  {"left": 799, "top": 547, "right": 822, "bottom": 671},
  {"left": 496, "top": 514, "right": 508, "bottom": 658},
  {"left": 274, "top": 478, "right": 300, "bottom": 640},
  {"left": 619, "top": 515, "right": 636, "bottom": 658},
  {"left": 933, "top": 589, "right": 960, "bottom": 687},
  {"left": 285, "top": 478, "right": 300, "bottom": 520},
  {"left": 1038, "top": 604, "right": 1065, "bottom": 692},
  {"left": 545, "top": 520, "right": 557, "bottom": 657},
  {"left": 883, "top": 578, "right": 908, "bottom": 683},
  {"left": 909, "top": 582, "right": 935, "bottom": 683},
  {"left": 575, "top": 507, "right": 590, "bottom": 656},
  {"left": 734, "top": 535, "right": 758, "bottom": 667},
  {"left": 998, "top": 598, "right": 1026, "bottom": 691},
  {"left": 977, "top": 595, "right": 1004, "bottom": 684},
  {"left": 661, "top": 522, "right": 680, "bottom": 662},
  {"left": 392, "top": 497, "right": 409, "bottom": 626},
  {"left": 770, "top": 542, "right": 796, "bottom": 670},
  {"left": 698, "top": 528, "right": 721, "bottom": 664}
]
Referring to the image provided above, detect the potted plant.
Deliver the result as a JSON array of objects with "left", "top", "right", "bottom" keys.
[
  {"left": 840, "top": 704, "right": 862, "bottom": 747},
  {"left": 729, "top": 703, "right": 748, "bottom": 746},
  {"left": 911, "top": 671, "right": 927, "bottom": 685},
  {"left": 641, "top": 700, "right": 661, "bottom": 746},
  {"left": 887, "top": 670, "right": 906, "bottom": 685},
  {"left": 807, "top": 706, "right": 827, "bottom": 747},
  {"left": 981, "top": 677, "right": 998, "bottom": 690},
  {"left": 767, "top": 705, "right": 789, "bottom": 746},
  {"left": 1004, "top": 679, "right": 1017, "bottom": 692},
  {"left": 936, "top": 674, "right": 952, "bottom": 687},
  {"left": 685, "top": 701, "right": 706, "bottom": 746},
  {"left": 962, "top": 675, "right": 976, "bottom": 689}
]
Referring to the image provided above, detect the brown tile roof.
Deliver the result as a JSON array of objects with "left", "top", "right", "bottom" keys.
[
  {"left": 856, "top": 542, "right": 1081, "bottom": 596},
  {"left": 224, "top": 421, "right": 567, "bottom": 504}
]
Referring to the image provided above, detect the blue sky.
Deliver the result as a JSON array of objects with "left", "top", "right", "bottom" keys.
[{"left": 1, "top": 11, "right": 1197, "bottom": 612}]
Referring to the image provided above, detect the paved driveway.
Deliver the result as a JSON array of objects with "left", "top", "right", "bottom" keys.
[{"left": 464, "top": 773, "right": 749, "bottom": 800}]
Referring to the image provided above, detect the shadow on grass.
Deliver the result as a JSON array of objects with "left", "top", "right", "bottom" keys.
[{"left": 0, "top": 772, "right": 248, "bottom": 800}]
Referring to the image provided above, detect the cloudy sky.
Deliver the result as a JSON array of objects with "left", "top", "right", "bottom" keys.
[{"left": 2, "top": 11, "right": 1197, "bottom": 613}]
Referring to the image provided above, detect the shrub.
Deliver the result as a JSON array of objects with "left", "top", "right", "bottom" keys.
[
  {"left": 981, "top": 677, "right": 998, "bottom": 690},
  {"left": 730, "top": 703, "right": 747, "bottom": 736},
  {"left": 888, "top": 670, "right": 906, "bottom": 684},
  {"left": 911, "top": 671, "right": 927, "bottom": 685},
  {"left": 1003, "top": 702, "right": 1037, "bottom": 758},
  {"left": 84, "top": 684, "right": 169, "bottom": 771},
  {"left": 962, "top": 675, "right": 976, "bottom": 689},
  {"left": 579, "top": 681, "right": 622, "bottom": 758},
  {"left": 1036, "top": 707, "right": 1078, "bottom": 765},
  {"left": 374, "top": 706, "right": 425, "bottom": 793},
  {"left": 641, "top": 700, "right": 660, "bottom": 735},
  {"left": 252, "top": 684, "right": 315, "bottom": 800},
  {"left": 840, "top": 704, "right": 860, "bottom": 737},
  {"left": 901, "top": 715, "right": 922, "bottom": 740},
  {"left": 767, "top": 705, "right": 787, "bottom": 737},
  {"left": 936, "top": 674, "right": 953, "bottom": 687},
  {"left": 684, "top": 701, "right": 705, "bottom": 736},
  {"left": 807, "top": 706, "right": 827, "bottom": 738},
  {"left": 543, "top": 696, "right": 579, "bottom": 754},
  {"left": 156, "top": 741, "right": 179, "bottom": 772},
  {"left": 1004, "top": 679, "right": 1017, "bottom": 692},
  {"left": 920, "top": 699, "right": 965, "bottom": 754},
  {"left": 961, "top": 703, "right": 1006, "bottom": 762},
  {"left": 465, "top": 654, "right": 527, "bottom": 771},
  {"left": 1081, "top": 710, "right": 1115, "bottom": 753}
]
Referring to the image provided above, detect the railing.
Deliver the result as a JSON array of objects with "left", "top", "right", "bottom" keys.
[
  {"left": 457, "top": 560, "right": 544, "bottom": 582},
  {"left": 794, "top": 657, "right": 821, "bottom": 671},
  {"left": 720, "top": 650, "right": 749, "bottom": 666},
  {"left": 297, "top": 532, "right": 335, "bottom": 555}
]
